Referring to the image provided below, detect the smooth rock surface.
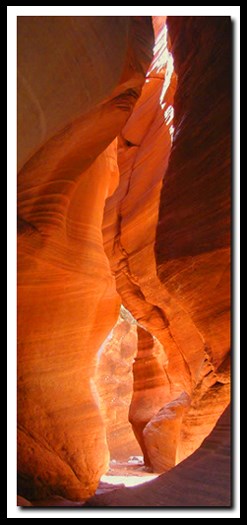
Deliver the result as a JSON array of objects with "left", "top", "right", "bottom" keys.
[{"left": 17, "top": 16, "right": 153, "bottom": 501}]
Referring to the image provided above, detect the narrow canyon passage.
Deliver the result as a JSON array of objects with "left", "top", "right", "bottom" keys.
[{"left": 17, "top": 15, "right": 231, "bottom": 507}]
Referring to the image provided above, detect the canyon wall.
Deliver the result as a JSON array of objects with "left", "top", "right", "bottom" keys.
[
  {"left": 17, "top": 14, "right": 231, "bottom": 504},
  {"left": 17, "top": 16, "right": 153, "bottom": 500},
  {"left": 103, "top": 16, "right": 231, "bottom": 472},
  {"left": 155, "top": 16, "right": 231, "bottom": 464}
]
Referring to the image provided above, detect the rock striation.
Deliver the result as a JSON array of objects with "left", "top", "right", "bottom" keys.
[
  {"left": 17, "top": 16, "right": 153, "bottom": 501},
  {"left": 103, "top": 15, "right": 231, "bottom": 473},
  {"left": 17, "top": 14, "right": 231, "bottom": 504}
]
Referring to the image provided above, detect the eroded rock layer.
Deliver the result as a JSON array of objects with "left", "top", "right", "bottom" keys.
[
  {"left": 103, "top": 16, "right": 231, "bottom": 473},
  {"left": 17, "top": 16, "right": 154, "bottom": 501}
]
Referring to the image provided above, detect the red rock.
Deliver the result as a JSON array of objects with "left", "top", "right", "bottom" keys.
[
  {"left": 129, "top": 326, "right": 169, "bottom": 466},
  {"left": 103, "top": 16, "right": 231, "bottom": 473},
  {"left": 156, "top": 17, "right": 231, "bottom": 371},
  {"left": 156, "top": 15, "right": 231, "bottom": 462},
  {"left": 143, "top": 392, "right": 191, "bottom": 472},
  {"left": 17, "top": 14, "right": 231, "bottom": 505},
  {"left": 17, "top": 16, "right": 154, "bottom": 501},
  {"left": 86, "top": 405, "right": 231, "bottom": 507},
  {"left": 31, "top": 496, "right": 85, "bottom": 507},
  {"left": 96, "top": 310, "right": 141, "bottom": 459},
  {"left": 17, "top": 16, "right": 153, "bottom": 172},
  {"left": 17, "top": 495, "right": 32, "bottom": 506}
]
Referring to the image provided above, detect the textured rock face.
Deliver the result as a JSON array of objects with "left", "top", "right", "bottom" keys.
[
  {"left": 96, "top": 310, "right": 141, "bottom": 459},
  {"left": 155, "top": 16, "right": 231, "bottom": 465},
  {"left": 86, "top": 405, "right": 231, "bottom": 507},
  {"left": 129, "top": 326, "right": 168, "bottom": 466},
  {"left": 17, "top": 16, "right": 153, "bottom": 501},
  {"left": 143, "top": 392, "right": 190, "bottom": 472},
  {"left": 103, "top": 16, "right": 231, "bottom": 473},
  {"left": 157, "top": 16, "right": 231, "bottom": 371}
]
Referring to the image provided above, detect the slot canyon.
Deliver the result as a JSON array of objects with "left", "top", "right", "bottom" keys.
[{"left": 17, "top": 15, "right": 231, "bottom": 507}]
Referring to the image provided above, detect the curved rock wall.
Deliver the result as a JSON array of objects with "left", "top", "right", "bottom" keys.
[
  {"left": 17, "top": 14, "right": 231, "bottom": 503},
  {"left": 103, "top": 16, "right": 231, "bottom": 473},
  {"left": 17, "top": 16, "right": 154, "bottom": 500},
  {"left": 156, "top": 16, "right": 231, "bottom": 465}
]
